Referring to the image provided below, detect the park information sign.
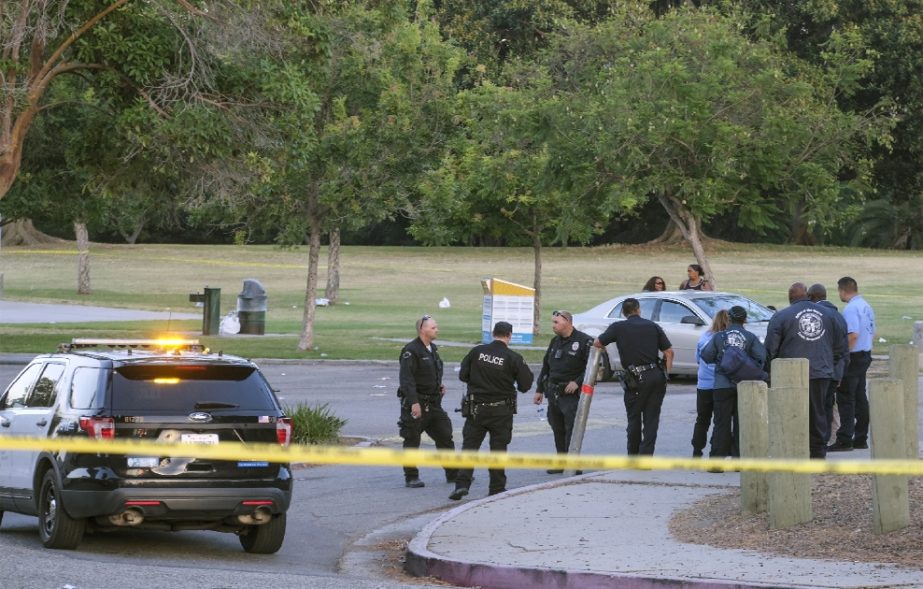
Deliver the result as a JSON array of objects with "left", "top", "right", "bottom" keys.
[{"left": 481, "top": 278, "right": 535, "bottom": 344}]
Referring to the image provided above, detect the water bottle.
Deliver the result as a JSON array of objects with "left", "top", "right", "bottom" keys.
[{"left": 536, "top": 404, "right": 546, "bottom": 421}]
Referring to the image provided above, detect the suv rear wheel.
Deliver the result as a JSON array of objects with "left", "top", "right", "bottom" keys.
[
  {"left": 238, "top": 513, "right": 286, "bottom": 554},
  {"left": 38, "top": 470, "right": 85, "bottom": 549}
]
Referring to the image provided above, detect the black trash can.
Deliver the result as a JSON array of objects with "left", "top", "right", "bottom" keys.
[{"left": 237, "top": 279, "right": 267, "bottom": 335}]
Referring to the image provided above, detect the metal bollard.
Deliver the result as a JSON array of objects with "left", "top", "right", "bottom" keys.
[{"left": 564, "top": 346, "right": 601, "bottom": 475}]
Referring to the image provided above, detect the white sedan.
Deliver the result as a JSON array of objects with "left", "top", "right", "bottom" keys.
[{"left": 571, "top": 291, "right": 775, "bottom": 379}]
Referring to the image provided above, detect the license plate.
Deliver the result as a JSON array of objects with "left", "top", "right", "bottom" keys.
[
  {"left": 127, "top": 456, "right": 160, "bottom": 468},
  {"left": 180, "top": 433, "right": 219, "bottom": 445}
]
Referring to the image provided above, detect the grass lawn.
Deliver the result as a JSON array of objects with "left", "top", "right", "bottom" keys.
[{"left": 1, "top": 241, "right": 920, "bottom": 361}]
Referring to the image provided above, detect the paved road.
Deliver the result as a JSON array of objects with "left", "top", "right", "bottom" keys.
[
  {"left": 0, "top": 300, "right": 199, "bottom": 324},
  {"left": 0, "top": 360, "right": 700, "bottom": 589}
]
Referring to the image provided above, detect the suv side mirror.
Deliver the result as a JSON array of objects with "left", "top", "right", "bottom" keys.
[{"left": 681, "top": 315, "right": 706, "bottom": 326}]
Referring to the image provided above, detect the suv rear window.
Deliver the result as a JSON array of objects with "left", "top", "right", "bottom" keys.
[{"left": 111, "top": 364, "right": 277, "bottom": 413}]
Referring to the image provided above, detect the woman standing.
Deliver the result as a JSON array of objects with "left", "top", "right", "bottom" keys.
[
  {"left": 691, "top": 310, "right": 730, "bottom": 457},
  {"left": 679, "top": 264, "right": 714, "bottom": 291}
]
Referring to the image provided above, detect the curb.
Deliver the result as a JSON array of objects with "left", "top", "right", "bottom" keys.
[{"left": 405, "top": 476, "right": 812, "bottom": 589}]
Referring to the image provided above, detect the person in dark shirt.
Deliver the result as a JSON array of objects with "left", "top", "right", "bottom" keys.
[
  {"left": 807, "top": 283, "right": 849, "bottom": 445},
  {"left": 450, "top": 321, "right": 534, "bottom": 500},
  {"left": 397, "top": 314, "right": 456, "bottom": 488},
  {"left": 595, "top": 298, "right": 674, "bottom": 455},
  {"left": 763, "top": 283, "right": 846, "bottom": 459},
  {"left": 535, "top": 310, "right": 594, "bottom": 473},
  {"left": 700, "top": 306, "right": 767, "bottom": 459}
]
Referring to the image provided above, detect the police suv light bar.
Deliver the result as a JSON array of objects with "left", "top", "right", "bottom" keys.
[{"left": 59, "top": 338, "right": 206, "bottom": 353}]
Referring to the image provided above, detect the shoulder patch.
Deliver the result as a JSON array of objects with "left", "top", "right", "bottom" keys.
[{"left": 402, "top": 351, "right": 412, "bottom": 359}]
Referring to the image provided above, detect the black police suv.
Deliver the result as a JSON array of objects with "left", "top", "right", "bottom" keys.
[{"left": 0, "top": 339, "right": 293, "bottom": 553}]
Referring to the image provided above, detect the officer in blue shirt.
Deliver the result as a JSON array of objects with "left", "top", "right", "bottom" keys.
[
  {"left": 764, "top": 283, "right": 847, "bottom": 459},
  {"left": 828, "top": 277, "right": 876, "bottom": 451}
]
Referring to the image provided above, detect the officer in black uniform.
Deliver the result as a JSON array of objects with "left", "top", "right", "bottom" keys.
[
  {"left": 595, "top": 298, "right": 674, "bottom": 455},
  {"left": 397, "top": 314, "right": 456, "bottom": 488},
  {"left": 535, "top": 310, "right": 594, "bottom": 473},
  {"left": 764, "top": 282, "right": 846, "bottom": 459},
  {"left": 449, "top": 321, "right": 534, "bottom": 500}
]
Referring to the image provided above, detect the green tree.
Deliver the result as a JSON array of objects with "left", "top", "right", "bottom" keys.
[
  {"left": 205, "top": 1, "right": 463, "bottom": 351},
  {"left": 666, "top": 0, "right": 923, "bottom": 248},
  {"left": 410, "top": 70, "right": 610, "bottom": 334},
  {"left": 0, "top": 1, "right": 227, "bottom": 203},
  {"left": 543, "top": 6, "right": 892, "bottom": 284}
]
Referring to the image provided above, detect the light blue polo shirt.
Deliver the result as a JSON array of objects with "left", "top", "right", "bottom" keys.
[{"left": 842, "top": 295, "right": 875, "bottom": 352}]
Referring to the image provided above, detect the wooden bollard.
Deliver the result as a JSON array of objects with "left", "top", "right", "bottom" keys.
[
  {"left": 888, "top": 345, "right": 920, "bottom": 459},
  {"left": 738, "top": 380, "right": 768, "bottom": 513},
  {"left": 870, "top": 378, "right": 910, "bottom": 534},
  {"left": 768, "top": 358, "right": 812, "bottom": 529}
]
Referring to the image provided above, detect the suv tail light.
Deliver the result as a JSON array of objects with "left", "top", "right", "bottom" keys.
[
  {"left": 276, "top": 417, "right": 293, "bottom": 447},
  {"left": 79, "top": 416, "right": 115, "bottom": 440}
]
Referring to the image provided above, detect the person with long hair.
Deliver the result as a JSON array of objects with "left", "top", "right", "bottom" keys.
[
  {"left": 679, "top": 264, "right": 714, "bottom": 291},
  {"left": 642, "top": 276, "right": 666, "bottom": 291},
  {"left": 691, "top": 310, "right": 730, "bottom": 457}
]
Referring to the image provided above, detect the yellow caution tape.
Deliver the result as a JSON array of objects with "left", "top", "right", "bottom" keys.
[{"left": 1, "top": 436, "right": 922, "bottom": 475}]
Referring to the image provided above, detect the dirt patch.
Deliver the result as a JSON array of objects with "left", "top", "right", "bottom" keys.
[
  {"left": 670, "top": 475, "right": 923, "bottom": 569},
  {"left": 369, "top": 539, "right": 456, "bottom": 586}
]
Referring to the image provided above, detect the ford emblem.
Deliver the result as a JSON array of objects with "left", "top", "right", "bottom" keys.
[{"left": 188, "top": 412, "right": 212, "bottom": 422}]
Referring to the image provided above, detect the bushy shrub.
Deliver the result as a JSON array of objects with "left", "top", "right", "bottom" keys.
[{"left": 285, "top": 402, "right": 347, "bottom": 445}]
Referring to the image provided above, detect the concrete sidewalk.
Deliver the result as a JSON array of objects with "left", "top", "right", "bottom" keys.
[{"left": 406, "top": 468, "right": 923, "bottom": 589}]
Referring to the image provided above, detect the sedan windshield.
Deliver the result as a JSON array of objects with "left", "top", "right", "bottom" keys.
[{"left": 693, "top": 295, "right": 775, "bottom": 322}]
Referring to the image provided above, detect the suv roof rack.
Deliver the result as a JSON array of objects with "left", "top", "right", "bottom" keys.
[{"left": 58, "top": 338, "right": 208, "bottom": 354}]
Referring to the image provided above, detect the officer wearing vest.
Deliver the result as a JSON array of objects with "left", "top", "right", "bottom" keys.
[
  {"left": 829, "top": 276, "right": 876, "bottom": 451},
  {"left": 397, "top": 314, "right": 456, "bottom": 488},
  {"left": 807, "top": 283, "right": 850, "bottom": 444},
  {"left": 450, "top": 321, "right": 534, "bottom": 500},
  {"left": 595, "top": 297, "right": 674, "bottom": 455},
  {"left": 535, "top": 310, "right": 594, "bottom": 473},
  {"left": 764, "top": 282, "right": 847, "bottom": 459},
  {"left": 700, "top": 306, "right": 767, "bottom": 458}
]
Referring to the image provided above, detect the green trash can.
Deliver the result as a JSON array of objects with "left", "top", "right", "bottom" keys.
[{"left": 237, "top": 279, "right": 267, "bottom": 335}]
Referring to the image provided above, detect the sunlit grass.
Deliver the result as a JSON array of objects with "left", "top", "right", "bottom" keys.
[{"left": 1, "top": 242, "right": 920, "bottom": 359}]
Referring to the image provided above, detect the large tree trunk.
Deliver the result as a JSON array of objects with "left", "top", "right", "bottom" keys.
[
  {"left": 656, "top": 193, "right": 718, "bottom": 290},
  {"left": 0, "top": 218, "right": 63, "bottom": 246},
  {"left": 789, "top": 200, "right": 818, "bottom": 245},
  {"left": 324, "top": 226, "right": 340, "bottom": 304},
  {"left": 117, "top": 213, "right": 148, "bottom": 245},
  {"left": 531, "top": 213, "right": 542, "bottom": 337},
  {"left": 75, "top": 220, "right": 91, "bottom": 295},
  {"left": 646, "top": 219, "right": 687, "bottom": 245},
  {"left": 298, "top": 210, "right": 322, "bottom": 352}
]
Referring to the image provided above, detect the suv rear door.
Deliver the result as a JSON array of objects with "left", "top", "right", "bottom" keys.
[
  {"left": 9, "top": 362, "right": 66, "bottom": 499},
  {"left": 104, "top": 363, "right": 285, "bottom": 481},
  {"left": 0, "top": 362, "right": 44, "bottom": 499}
]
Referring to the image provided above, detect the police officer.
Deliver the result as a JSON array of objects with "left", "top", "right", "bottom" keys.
[
  {"left": 594, "top": 298, "right": 673, "bottom": 455},
  {"left": 829, "top": 276, "right": 876, "bottom": 451},
  {"left": 397, "top": 314, "right": 456, "bottom": 488},
  {"left": 450, "top": 321, "right": 534, "bottom": 500},
  {"left": 764, "top": 282, "right": 847, "bottom": 459},
  {"left": 535, "top": 310, "right": 594, "bottom": 473},
  {"left": 807, "top": 283, "right": 849, "bottom": 444}
]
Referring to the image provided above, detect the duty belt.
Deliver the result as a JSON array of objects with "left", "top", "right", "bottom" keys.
[
  {"left": 474, "top": 399, "right": 508, "bottom": 408},
  {"left": 627, "top": 363, "right": 659, "bottom": 375}
]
